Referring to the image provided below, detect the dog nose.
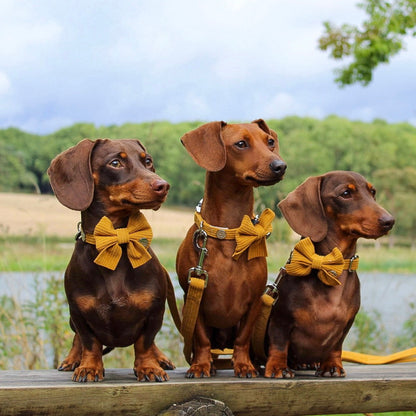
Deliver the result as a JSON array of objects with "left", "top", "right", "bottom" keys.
[
  {"left": 269, "top": 159, "right": 287, "bottom": 176},
  {"left": 379, "top": 213, "right": 395, "bottom": 231},
  {"left": 151, "top": 179, "right": 170, "bottom": 196}
]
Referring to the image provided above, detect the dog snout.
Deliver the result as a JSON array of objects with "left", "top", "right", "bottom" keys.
[
  {"left": 379, "top": 213, "right": 395, "bottom": 232},
  {"left": 151, "top": 179, "right": 170, "bottom": 197},
  {"left": 269, "top": 159, "right": 287, "bottom": 177}
]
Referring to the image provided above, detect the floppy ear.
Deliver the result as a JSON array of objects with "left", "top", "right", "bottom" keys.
[
  {"left": 180, "top": 121, "right": 227, "bottom": 171},
  {"left": 252, "top": 119, "right": 278, "bottom": 140},
  {"left": 278, "top": 175, "right": 328, "bottom": 242},
  {"left": 47, "top": 139, "right": 96, "bottom": 211}
]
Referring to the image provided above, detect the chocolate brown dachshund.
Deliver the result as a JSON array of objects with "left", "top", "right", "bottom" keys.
[
  {"left": 265, "top": 171, "right": 394, "bottom": 378},
  {"left": 48, "top": 139, "right": 174, "bottom": 382},
  {"left": 176, "top": 120, "right": 286, "bottom": 378}
]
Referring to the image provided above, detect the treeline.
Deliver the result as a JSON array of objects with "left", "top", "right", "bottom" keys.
[{"left": 1, "top": 116, "right": 416, "bottom": 241}]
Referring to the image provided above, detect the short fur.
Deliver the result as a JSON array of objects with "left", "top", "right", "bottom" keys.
[
  {"left": 265, "top": 171, "right": 394, "bottom": 378},
  {"left": 176, "top": 120, "right": 286, "bottom": 378},
  {"left": 48, "top": 139, "right": 173, "bottom": 382}
]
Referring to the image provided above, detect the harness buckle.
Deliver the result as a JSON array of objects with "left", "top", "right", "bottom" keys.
[{"left": 187, "top": 267, "right": 209, "bottom": 287}]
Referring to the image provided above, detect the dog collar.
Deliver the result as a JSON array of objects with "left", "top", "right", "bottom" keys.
[
  {"left": 285, "top": 237, "right": 359, "bottom": 286},
  {"left": 193, "top": 209, "right": 275, "bottom": 260}
]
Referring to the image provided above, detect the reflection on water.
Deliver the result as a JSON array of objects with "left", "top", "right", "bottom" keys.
[{"left": 0, "top": 271, "right": 414, "bottom": 335}]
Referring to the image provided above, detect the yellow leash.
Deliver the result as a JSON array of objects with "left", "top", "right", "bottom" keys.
[{"left": 342, "top": 348, "right": 416, "bottom": 364}]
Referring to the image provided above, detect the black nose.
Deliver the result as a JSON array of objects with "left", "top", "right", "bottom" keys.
[
  {"left": 379, "top": 214, "right": 395, "bottom": 231},
  {"left": 269, "top": 159, "right": 287, "bottom": 177}
]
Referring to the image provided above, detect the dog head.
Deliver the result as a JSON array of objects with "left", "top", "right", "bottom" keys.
[
  {"left": 278, "top": 170, "right": 394, "bottom": 242},
  {"left": 180, "top": 119, "right": 286, "bottom": 187},
  {"left": 48, "top": 139, "right": 169, "bottom": 214}
]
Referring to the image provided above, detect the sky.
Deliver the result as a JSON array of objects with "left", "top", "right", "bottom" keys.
[{"left": 1, "top": 0, "right": 415, "bottom": 135}]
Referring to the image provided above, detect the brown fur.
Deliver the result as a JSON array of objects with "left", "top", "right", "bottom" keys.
[
  {"left": 176, "top": 120, "right": 286, "bottom": 378},
  {"left": 265, "top": 171, "right": 394, "bottom": 378},
  {"left": 48, "top": 139, "right": 173, "bottom": 382}
]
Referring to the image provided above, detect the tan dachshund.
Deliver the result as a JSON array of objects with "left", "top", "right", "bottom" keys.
[{"left": 176, "top": 120, "right": 286, "bottom": 378}]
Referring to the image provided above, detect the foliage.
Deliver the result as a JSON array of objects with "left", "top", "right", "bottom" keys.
[
  {"left": 319, "top": 0, "right": 416, "bottom": 86},
  {"left": 1, "top": 116, "right": 416, "bottom": 240}
]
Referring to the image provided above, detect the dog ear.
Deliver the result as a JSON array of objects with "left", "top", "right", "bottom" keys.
[
  {"left": 278, "top": 175, "right": 328, "bottom": 242},
  {"left": 48, "top": 139, "right": 96, "bottom": 211},
  {"left": 252, "top": 119, "right": 278, "bottom": 140},
  {"left": 180, "top": 121, "right": 227, "bottom": 171}
]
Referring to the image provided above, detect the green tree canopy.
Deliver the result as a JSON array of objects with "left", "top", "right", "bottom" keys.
[{"left": 319, "top": 0, "right": 416, "bottom": 86}]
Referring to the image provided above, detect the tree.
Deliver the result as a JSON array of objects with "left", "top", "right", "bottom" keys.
[{"left": 319, "top": 0, "right": 416, "bottom": 86}]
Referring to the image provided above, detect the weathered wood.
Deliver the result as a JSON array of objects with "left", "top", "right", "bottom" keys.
[{"left": 0, "top": 364, "right": 415, "bottom": 416}]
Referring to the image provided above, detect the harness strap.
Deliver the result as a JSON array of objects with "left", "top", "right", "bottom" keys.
[{"left": 181, "top": 277, "right": 206, "bottom": 364}]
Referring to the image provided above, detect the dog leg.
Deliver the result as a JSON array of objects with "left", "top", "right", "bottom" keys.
[
  {"left": 58, "top": 333, "right": 82, "bottom": 371},
  {"left": 186, "top": 317, "right": 213, "bottom": 378},
  {"left": 232, "top": 303, "right": 262, "bottom": 378},
  {"left": 72, "top": 339, "right": 104, "bottom": 382},
  {"left": 133, "top": 336, "right": 169, "bottom": 382},
  {"left": 265, "top": 344, "right": 294, "bottom": 378}
]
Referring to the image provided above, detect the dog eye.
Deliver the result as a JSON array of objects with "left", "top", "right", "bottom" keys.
[
  {"left": 145, "top": 157, "right": 153, "bottom": 168},
  {"left": 109, "top": 159, "right": 122, "bottom": 168},
  {"left": 370, "top": 188, "right": 376, "bottom": 198},
  {"left": 235, "top": 140, "right": 248, "bottom": 149},
  {"left": 267, "top": 138, "right": 275, "bottom": 148},
  {"left": 341, "top": 189, "right": 352, "bottom": 199}
]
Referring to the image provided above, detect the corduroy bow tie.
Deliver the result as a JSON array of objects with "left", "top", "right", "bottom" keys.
[
  {"left": 285, "top": 237, "right": 359, "bottom": 286},
  {"left": 85, "top": 213, "right": 153, "bottom": 270}
]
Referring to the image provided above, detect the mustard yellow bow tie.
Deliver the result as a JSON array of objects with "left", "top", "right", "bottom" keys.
[
  {"left": 285, "top": 237, "right": 359, "bottom": 286},
  {"left": 233, "top": 208, "right": 275, "bottom": 260},
  {"left": 85, "top": 213, "right": 153, "bottom": 270}
]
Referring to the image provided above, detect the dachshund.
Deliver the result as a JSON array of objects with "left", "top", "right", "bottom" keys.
[
  {"left": 48, "top": 138, "right": 174, "bottom": 382},
  {"left": 176, "top": 120, "right": 286, "bottom": 378},
  {"left": 264, "top": 171, "right": 394, "bottom": 378}
]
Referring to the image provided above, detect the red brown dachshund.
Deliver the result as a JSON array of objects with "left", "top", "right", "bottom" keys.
[
  {"left": 48, "top": 139, "right": 174, "bottom": 382},
  {"left": 264, "top": 171, "right": 394, "bottom": 378},
  {"left": 176, "top": 120, "right": 286, "bottom": 378}
]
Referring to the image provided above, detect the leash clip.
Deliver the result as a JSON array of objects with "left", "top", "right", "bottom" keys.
[
  {"left": 189, "top": 227, "right": 209, "bottom": 287},
  {"left": 348, "top": 254, "right": 359, "bottom": 272},
  {"left": 75, "top": 221, "right": 86, "bottom": 241}
]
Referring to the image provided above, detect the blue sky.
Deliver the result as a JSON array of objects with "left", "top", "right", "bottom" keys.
[{"left": 1, "top": 0, "right": 415, "bottom": 134}]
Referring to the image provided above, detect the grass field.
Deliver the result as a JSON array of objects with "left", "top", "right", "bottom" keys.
[{"left": 1, "top": 192, "right": 415, "bottom": 273}]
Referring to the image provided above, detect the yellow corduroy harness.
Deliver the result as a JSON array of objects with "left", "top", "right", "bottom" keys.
[{"left": 181, "top": 208, "right": 275, "bottom": 365}]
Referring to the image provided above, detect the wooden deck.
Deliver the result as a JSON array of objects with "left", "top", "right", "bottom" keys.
[{"left": 0, "top": 364, "right": 415, "bottom": 416}]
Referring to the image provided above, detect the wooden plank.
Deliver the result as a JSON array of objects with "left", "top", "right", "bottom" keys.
[{"left": 0, "top": 364, "right": 415, "bottom": 416}]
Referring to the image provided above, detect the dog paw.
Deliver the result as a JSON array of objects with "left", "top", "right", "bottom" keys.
[
  {"left": 234, "top": 362, "right": 258, "bottom": 378},
  {"left": 264, "top": 366, "right": 294, "bottom": 378},
  {"left": 58, "top": 358, "right": 80, "bottom": 372},
  {"left": 315, "top": 365, "right": 345, "bottom": 377},
  {"left": 134, "top": 366, "right": 169, "bottom": 382},
  {"left": 185, "top": 363, "right": 212, "bottom": 378},
  {"left": 157, "top": 356, "right": 175, "bottom": 370},
  {"left": 72, "top": 366, "right": 104, "bottom": 382}
]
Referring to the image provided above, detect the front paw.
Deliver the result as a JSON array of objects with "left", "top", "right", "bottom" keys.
[
  {"left": 234, "top": 361, "right": 258, "bottom": 378},
  {"left": 264, "top": 364, "right": 294, "bottom": 378},
  {"left": 72, "top": 365, "right": 104, "bottom": 382},
  {"left": 315, "top": 364, "right": 345, "bottom": 377},
  {"left": 134, "top": 365, "right": 169, "bottom": 382},
  {"left": 186, "top": 362, "right": 213, "bottom": 378},
  {"left": 58, "top": 357, "right": 80, "bottom": 372}
]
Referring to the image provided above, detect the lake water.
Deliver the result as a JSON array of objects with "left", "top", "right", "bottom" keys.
[{"left": 0, "top": 271, "right": 414, "bottom": 335}]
